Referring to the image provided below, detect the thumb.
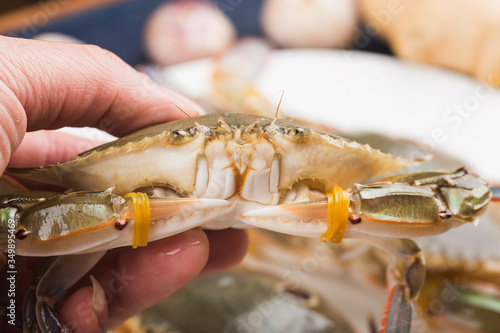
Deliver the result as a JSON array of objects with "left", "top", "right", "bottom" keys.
[{"left": 0, "top": 36, "right": 203, "bottom": 173}]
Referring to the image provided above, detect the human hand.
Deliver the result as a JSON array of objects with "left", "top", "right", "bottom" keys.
[{"left": 0, "top": 36, "right": 248, "bottom": 332}]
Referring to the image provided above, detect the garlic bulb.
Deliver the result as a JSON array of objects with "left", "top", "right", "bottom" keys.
[
  {"left": 261, "top": 0, "right": 357, "bottom": 48},
  {"left": 144, "top": 0, "right": 236, "bottom": 66}
]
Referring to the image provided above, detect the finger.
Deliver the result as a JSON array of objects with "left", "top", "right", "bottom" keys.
[
  {"left": 8, "top": 131, "right": 104, "bottom": 168},
  {"left": 0, "top": 36, "right": 203, "bottom": 135},
  {"left": 0, "top": 77, "right": 25, "bottom": 175},
  {"left": 201, "top": 229, "right": 249, "bottom": 275},
  {"left": 58, "top": 229, "right": 209, "bottom": 331},
  {"left": 57, "top": 286, "right": 107, "bottom": 333},
  {"left": 0, "top": 36, "right": 203, "bottom": 173}
]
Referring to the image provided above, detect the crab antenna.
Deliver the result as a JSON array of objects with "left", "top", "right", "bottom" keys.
[
  {"left": 243, "top": 118, "right": 262, "bottom": 133},
  {"left": 269, "top": 90, "right": 284, "bottom": 128},
  {"left": 218, "top": 117, "right": 231, "bottom": 132},
  {"left": 169, "top": 102, "right": 202, "bottom": 129}
]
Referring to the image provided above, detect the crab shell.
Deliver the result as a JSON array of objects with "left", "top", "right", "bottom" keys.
[{"left": 12, "top": 113, "right": 412, "bottom": 197}]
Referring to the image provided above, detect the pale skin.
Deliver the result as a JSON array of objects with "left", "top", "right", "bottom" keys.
[{"left": 0, "top": 35, "right": 248, "bottom": 332}]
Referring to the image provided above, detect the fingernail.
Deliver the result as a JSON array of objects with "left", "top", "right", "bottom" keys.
[{"left": 90, "top": 275, "right": 106, "bottom": 318}]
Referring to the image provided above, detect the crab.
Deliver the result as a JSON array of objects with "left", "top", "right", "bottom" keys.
[
  {"left": 114, "top": 268, "right": 356, "bottom": 333},
  {"left": 0, "top": 113, "right": 494, "bottom": 332}
]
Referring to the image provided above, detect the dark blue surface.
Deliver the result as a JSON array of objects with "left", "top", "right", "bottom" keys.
[
  {"left": 10, "top": 0, "right": 264, "bottom": 66},
  {"left": 10, "top": 0, "right": 389, "bottom": 65}
]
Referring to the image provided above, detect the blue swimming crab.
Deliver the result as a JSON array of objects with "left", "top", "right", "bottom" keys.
[{"left": 0, "top": 113, "right": 494, "bottom": 332}]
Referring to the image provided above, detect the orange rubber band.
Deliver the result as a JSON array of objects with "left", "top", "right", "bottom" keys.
[
  {"left": 321, "top": 186, "right": 350, "bottom": 243},
  {"left": 124, "top": 192, "right": 150, "bottom": 248}
]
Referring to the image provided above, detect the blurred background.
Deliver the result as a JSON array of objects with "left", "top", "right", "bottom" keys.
[
  {"left": 0, "top": 0, "right": 389, "bottom": 65},
  {"left": 0, "top": 0, "right": 267, "bottom": 65}
]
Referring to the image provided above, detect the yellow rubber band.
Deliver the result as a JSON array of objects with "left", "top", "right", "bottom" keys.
[
  {"left": 124, "top": 192, "right": 150, "bottom": 248},
  {"left": 321, "top": 186, "right": 350, "bottom": 243}
]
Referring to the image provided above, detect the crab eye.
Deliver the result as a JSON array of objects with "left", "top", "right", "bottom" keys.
[
  {"left": 170, "top": 130, "right": 191, "bottom": 144},
  {"left": 290, "top": 127, "right": 308, "bottom": 142}
]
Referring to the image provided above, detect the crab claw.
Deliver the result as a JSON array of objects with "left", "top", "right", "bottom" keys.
[
  {"left": 241, "top": 186, "right": 350, "bottom": 244},
  {"left": 12, "top": 192, "right": 233, "bottom": 256},
  {"left": 381, "top": 284, "right": 413, "bottom": 333},
  {"left": 239, "top": 199, "right": 329, "bottom": 238},
  {"left": 370, "top": 238, "right": 426, "bottom": 333},
  {"left": 123, "top": 196, "right": 233, "bottom": 248},
  {"left": 136, "top": 197, "right": 232, "bottom": 220},
  {"left": 241, "top": 199, "right": 328, "bottom": 220}
]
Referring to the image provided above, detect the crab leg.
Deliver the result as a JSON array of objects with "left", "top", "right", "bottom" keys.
[
  {"left": 23, "top": 251, "right": 106, "bottom": 333},
  {"left": 369, "top": 238, "right": 425, "bottom": 333},
  {"left": 23, "top": 257, "right": 57, "bottom": 332}
]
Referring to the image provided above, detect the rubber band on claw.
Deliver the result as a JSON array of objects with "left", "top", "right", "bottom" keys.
[
  {"left": 124, "top": 192, "right": 150, "bottom": 248},
  {"left": 321, "top": 186, "right": 350, "bottom": 243}
]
